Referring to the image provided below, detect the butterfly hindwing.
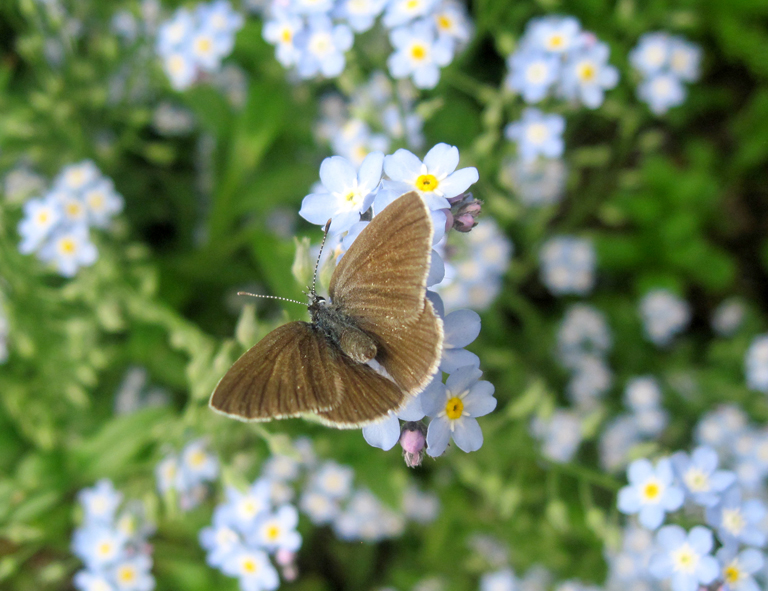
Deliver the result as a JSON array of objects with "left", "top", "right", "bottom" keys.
[
  {"left": 312, "top": 350, "right": 408, "bottom": 428},
  {"left": 209, "top": 321, "right": 341, "bottom": 421},
  {"left": 329, "top": 191, "right": 433, "bottom": 328}
]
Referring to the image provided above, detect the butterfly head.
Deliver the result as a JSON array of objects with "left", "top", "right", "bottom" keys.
[{"left": 307, "top": 292, "right": 327, "bottom": 315}]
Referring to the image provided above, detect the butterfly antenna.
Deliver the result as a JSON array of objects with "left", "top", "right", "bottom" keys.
[
  {"left": 310, "top": 219, "right": 332, "bottom": 296},
  {"left": 237, "top": 293, "right": 306, "bottom": 306}
]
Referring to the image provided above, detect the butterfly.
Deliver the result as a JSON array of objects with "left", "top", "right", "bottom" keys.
[{"left": 209, "top": 191, "right": 444, "bottom": 428}]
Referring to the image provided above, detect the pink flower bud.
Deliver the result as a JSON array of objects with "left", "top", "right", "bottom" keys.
[
  {"left": 400, "top": 421, "right": 427, "bottom": 468},
  {"left": 448, "top": 192, "right": 483, "bottom": 233}
]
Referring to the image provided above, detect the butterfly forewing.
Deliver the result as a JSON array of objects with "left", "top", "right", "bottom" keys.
[
  {"left": 313, "top": 352, "right": 408, "bottom": 428},
  {"left": 210, "top": 321, "right": 341, "bottom": 421},
  {"left": 329, "top": 191, "right": 433, "bottom": 327}
]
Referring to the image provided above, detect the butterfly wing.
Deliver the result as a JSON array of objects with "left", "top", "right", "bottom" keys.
[
  {"left": 312, "top": 351, "right": 407, "bottom": 428},
  {"left": 371, "top": 297, "right": 443, "bottom": 395},
  {"left": 329, "top": 191, "right": 433, "bottom": 326},
  {"left": 209, "top": 321, "right": 341, "bottom": 421}
]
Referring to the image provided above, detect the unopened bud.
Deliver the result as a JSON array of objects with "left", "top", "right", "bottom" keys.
[
  {"left": 276, "top": 549, "right": 298, "bottom": 582},
  {"left": 400, "top": 421, "right": 427, "bottom": 468},
  {"left": 449, "top": 192, "right": 483, "bottom": 233}
]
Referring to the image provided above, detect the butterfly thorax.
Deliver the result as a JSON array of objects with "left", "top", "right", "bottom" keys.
[{"left": 308, "top": 294, "right": 378, "bottom": 365}]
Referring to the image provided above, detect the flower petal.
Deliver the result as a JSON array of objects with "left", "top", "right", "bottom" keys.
[
  {"left": 423, "top": 143, "right": 459, "bottom": 179},
  {"left": 452, "top": 417, "right": 483, "bottom": 452},
  {"left": 444, "top": 309, "right": 481, "bottom": 348},
  {"left": 438, "top": 167, "right": 479, "bottom": 198},
  {"left": 362, "top": 414, "right": 401, "bottom": 450},
  {"left": 426, "top": 418, "right": 450, "bottom": 457}
]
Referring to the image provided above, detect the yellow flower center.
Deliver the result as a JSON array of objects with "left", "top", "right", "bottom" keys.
[
  {"left": 196, "top": 37, "right": 213, "bottom": 54},
  {"left": 724, "top": 564, "right": 741, "bottom": 584},
  {"left": 37, "top": 211, "right": 50, "bottom": 224},
  {"left": 117, "top": 566, "right": 136, "bottom": 583},
  {"left": 189, "top": 450, "right": 206, "bottom": 467},
  {"left": 66, "top": 202, "right": 82, "bottom": 217},
  {"left": 266, "top": 524, "right": 280, "bottom": 541},
  {"left": 97, "top": 541, "right": 113, "bottom": 557},
  {"left": 88, "top": 192, "right": 104, "bottom": 210},
  {"left": 406, "top": 0, "right": 419, "bottom": 9},
  {"left": 526, "top": 123, "right": 548, "bottom": 144},
  {"left": 59, "top": 238, "right": 77, "bottom": 255},
  {"left": 281, "top": 29, "right": 292, "bottom": 43},
  {"left": 242, "top": 557, "right": 259, "bottom": 574},
  {"left": 415, "top": 173, "right": 438, "bottom": 191},
  {"left": 683, "top": 468, "right": 709, "bottom": 492},
  {"left": 577, "top": 61, "right": 596, "bottom": 82},
  {"left": 526, "top": 62, "right": 547, "bottom": 83},
  {"left": 671, "top": 544, "right": 698, "bottom": 574},
  {"left": 445, "top": 396, "right": 464, "bottom": 420},
  {"left": 547, "top": 34, "right": 564, "bottom": 50},
  {"left": 169, "top": 55, "right": 185, "bottom": 74},
  {"left": 722, "top": 508, "right": 746, "bottom": 535},
  {"left": 437, "top": 15, "right": 451, "bottom": 30},
  {"left": 641, "top": 481, "right": 661, "bottom": 502},
  {"left": 410, "top": 44, "right": 427, "bottom": 61}
]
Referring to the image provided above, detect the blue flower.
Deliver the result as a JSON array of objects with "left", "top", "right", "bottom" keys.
[
  {"left": 387, "top": 19, "right": 454, "bottom": 90},
  {"left": 637, "top": 72, "right": 686, "bottom": 115},
  {"left": 383, "top": 143, "right": 478, "bottom": 210},
  {"left": 617, "top": 458, "right": 685, "bottom": 529},
  {"left": 18, "top": 196, "right": 62, "bottom": 254},
  {"left": 38, "top": 225, "right": 98, "bottom": 277},
  {"left": 262, "top": 11, "right": 304, "bottom": 67},
  {"left": 480, "top": 568, "right": 517, "bottom": 591},
  {"left": 333, "top": 0, "right": 387, "bottom": 33},
  {"left": 629, "top": 32, "right": 671, "bottom": 77},
  {"left": 670, "top": 446, "right": 736, "bottom": 507},
  {"left": 560, "top": 40, "right": 619, "bottom": 108},
  {"left": 72, "top": 525, "right": 128, "bottom": 570},
  {"left": 423, "top": 366, "right": 497, "bottom": 456},
  {"left": 294, "top": 15, "right": 353, "bottom": 79},
  {"left": 745, "top": 334, "right": 768, "bottom": 393},
  {"left": 382, "top": 0, "right": 439, "bottom": 29},
  {"left": 299, "top": 152, "right": 383, "bottom": 234},
  {"left": 299, "top": 487, "right": 341, "bottom": 525},
  {"left": 557, "top": 304, "right": 612, "bottom": 369},
  {"left": 668, "top": 37, "right": 702, "bottom": 82},
  {"left": 250, "top": 505, "right": 302, "bottom": 552},
  {"left": 73, "top": 570, "right": 116, "bottom": 591},
  {"left": 292, "top": 0, "right": 335, "bottom": 16},
  {"left": 505, "top": 108, "right": 565, "bottom": 162},
  {"left": 199, "top": 506, "right": 244, "bottom": 568},
  {"left": 623, "top": 376, "right": 661, "bottom": 411},
  {"left": 505, "top": 50, "right": 560, "bottom": 103},
  {"left": 649, "top": 525, "right": 718, "bottom": 591},
  {"left": 432, "top": 1, "right": 472, "bottom": 49},
  {"left": 538, "top": 236, "right": 595, "bottom": 296},
  {"left": 309, "top": 461, "right": 354, "bottom": 500},
  {"left": 110, "top": 555, "right": 154, "bottom": 591},
  {"left": 705, "top": 486, "right": 767, "bottom": 548},
  {"left": 503, "top": 156, "right": 567, "bottom": 206},
  {"left": 440, "top": 309, "right": 481, "bottom": 373},
  {"left": 177, "top": 439, "right": 219, "bottom": 491},
  {"left": 531, "top": 409, "right": 583, "bottom": 463},
  {"left": 362, "top": 389, "right": 425, "bottom": 451},
  {"left": 716, "top": 546, "right": 764, "bottom": 591},
  {"left": 221, "top": 481, "right": 273, "bottom": 534},
  {"left": 525, "top": 15, "right": 582, "bottom": 55},
  {"left": 566, "top": 355, "right": 612, "bottom": 410},
  {"left": 711, "top": 298, "right": 745, "bottom": 336},
  {"left": 639, "top": 289, "right": 690, "bottom": 346},
  {"left": 82, "top": 178, "right": 123, "bottom": 228},
  {"left": 599, "top": 415, "right": 642, "bottom": 472},
  {"left": 222, "top": 548, "right": 280, "bottom": 591},
  {"left": 78, "top": 479, "right": 123, "bottom": 525}
]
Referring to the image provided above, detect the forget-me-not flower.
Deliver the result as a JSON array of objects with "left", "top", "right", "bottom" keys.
[
  {"left": 561, "top": 41, "right": 619, "bottom": 108},
  {"left": 382, "top": 0, "right": 439, "bottom": 29},
  {"left": 538, "top": 236, "right": 595, "bottom": 296},
  {"left": 387, "top": 19, "right": 454, "bottom": 90},
  {"left": 362, "top": 389, "right": 425, "bottom": 451},
  {"left": 637, "top": 73, "right": 686, "bottom": 115},
  {"left": 423, "top": 365, "right": 497, "bottom": 456},
  {"left": 629, "top": 32, "right": 671, "bottom": 76},
  {"left": 440, "top": 308, "right": 481, "bottom": 373},
  {"left": 617, "top": 457, "right": 685, "bottom": 529},
  {"left": 505, "top": 108, "right": 565, "bottom": 162},
  {"left": 38, "top": 225, "right": 98, "bottom": 277},
  {"left": 299, "top": 152, "right": 384, "bottom": 234},
  {"left": 557, "top": 304, "right": 611, "bottom": 368},
  {"left": 333, "top": 0, "right": 387, "bottom": 33},
  {"left": 640, "top": 289, "right": 690, "bottom": 346},
  {"left": 670, "top": 446, "right": 735, "bottom": 507},
  {"left": 715, "top": 546, "right": 764, "bottom": 591},
  {"left": 648, "top": 525, "right": 719, "bottom": 591},
  {"left": 505, "top": 50, "right": 560, "bottom": 103},
  {"left": 705, "top": 485, "right": 767, "bottom": 548},
  {"left": 262, "top": 12, "right": 304, "bottom": 67},
  {"left": 745, "top": 334, "right": 768, "bottom": 393},
  {"left": 294, "top": 15, "right": 353, "bottom": 79}
]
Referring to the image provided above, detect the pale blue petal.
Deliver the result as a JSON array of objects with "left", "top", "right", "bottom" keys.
[
  {"left": 692, "top": 446, "right": 718, "bottom": 473},
  {"left": 444, "top": 309, "right": 481, "bottom": 348},
  {"left": 362, "top": 415, "right": 401, "bottom": 451},
  {"left": 739, "top": 548, "right": 765, "bottom": 573},
  {"left": 688, "top": 526, "right": 713, "bottom": 554},
  {"left": 332, "top": 24, "right": 353, "bottom": 51},
  {"left": 657, "top": 525, "right": 686, "bottom": 549},
  {"left": 617, "top": 486, "right": 641, "bottom": 513},
  {"left": 420, "top": 378, "right": 447, "bottom": 417},
  {"left": 430, "top": 210, "right": 447, "bottom": 244},
  {"left": 397, "top": 393, "right": 425, "bottom": 421},
  {"left": 452, "top": 417, "right": 483, "bottom": 452},
  {"left": 656, "top": 458, "right": 674, "bottom": 484},
  {"left": 441, "top": 348, "right": 480, "bottom": 374},
  {"left": 299, "top": 192, "right": 335, "bottom": 225},
  {"left": 662, "top": 486, "right": 684, "bottom": 511},
  {"left": 463, "top": 389, "right": 496, "bottom": 417},
  {"left": 627, "top": 458, "right": 654, "bottom": 484},
  {"left": 320, "top": 52, "right": 345, "bottom": 78},
  {"left": 357, "top": 151, "right": 384, "bottom": 194},
  {"left": 649, "top": 552, "right": 673, "bottom": 579},
  {"left": 710, "top": 470, "right": 736, "bottom": 491},
  {"left": 445, "top": 365, "right": 482, "bottom": 395},
  {"left": 423, "top": 143, "right": 458, "bottom": 178},
  {"left": 639, "top": 504, "right": 664, "bottom": 529},
  {"left": 319, "top": 156, "right": 356, "bottom": 194},
  {"left": 384, "top": 149, "right": 422, "bottom": 182},
  {"left": 669, "top": 572, "right": 695, "bottom": 591},
  {"left": 697, "top": 556, "right": 718, "bottom": 585},
  {"left": 427, "top": 290, "right": 445, "bottom": 318},
  {"left": 438, "top": 167, "right": 479, "bottom": 198},
  {"left": 387, "top": 52, "right": 411, "bottom": 78},
  {"left": 413, "top": 64, "right": 440, "bottom": 89},
  {"left": 427, "top": 250, "right": 445, "bottom": 286},
  {"left": 426, "top": 418, "right": 450, "bottom": 456}
]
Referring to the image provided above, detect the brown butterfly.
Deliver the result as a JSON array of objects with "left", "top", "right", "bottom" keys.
[{"left": 209, "top": 191, "right": 444, "bottom": 428}]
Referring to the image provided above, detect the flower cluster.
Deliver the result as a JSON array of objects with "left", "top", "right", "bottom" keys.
[
  {"left": 539, "top": 236, "right": 596, "bottom": 296},
  {"left": 71, "top": 479, "right": 155, "bottom": 591},
  {"left": 314, "top": 71, "right": 425, "bottom": 165},
  {"left": 616, "top": 444, "right": 767, "bottom": 591},
  {"left": 505, "top": 108, "right": 565, "bottom": 162},
  {"left": 298, "top": 143, "right": 499, "bottom": 461},
  {"left": 261, "top": 0, "right": 471, "bottom": 88},
  {"left": 155, "top": 0, "right": 244, "bottom": 90},
  {"left": 599, "top": 376, "right": 669, "bottom": 472},
  {"left": 639, "top": 289, "right": 690, "bottom": 346},
  {"left": 745, "top": 334, "right": 768, "bottom": 393},
  {"left": 500, "top": 154, "right": 567, "bottom": 207},
  {"left": 504, "top": 15, "right": 619, "bottom": 109},
  {"left": 712, "top": 298, "right": 745, "bottom": 337},
  {"left": 630, "top": 32, "right": 702, "bottom": 115},
  {"left": 17, "top": 160, "right": 123, "bottom": 277},
  {"left": 155, "top": 439, "right": 219, "bottom": 511}
]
